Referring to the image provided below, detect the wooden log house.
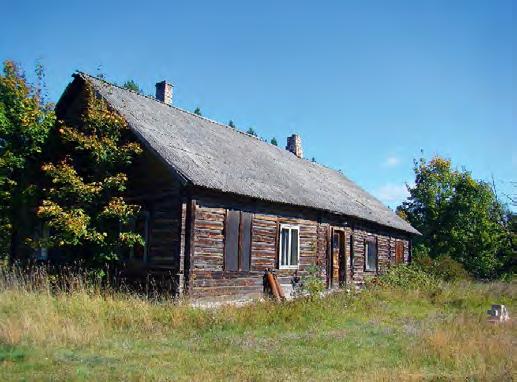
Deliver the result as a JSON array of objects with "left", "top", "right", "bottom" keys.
[{"left": 56, "top": 73, "right": 420, "bottom": 302}]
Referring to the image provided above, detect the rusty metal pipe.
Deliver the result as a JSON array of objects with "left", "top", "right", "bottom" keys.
[
  {"left": 274, "top": 274, "right": 286, "bottom": 300},
  {"left": 266, "top": 271, "right": 281, "bottom": 302}
]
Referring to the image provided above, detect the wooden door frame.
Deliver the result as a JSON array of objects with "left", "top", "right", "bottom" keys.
[{"left": 330, "top": 228, "right": 346, "bottom": 288}]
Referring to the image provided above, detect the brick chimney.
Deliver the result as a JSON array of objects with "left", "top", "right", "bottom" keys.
[
  {"left": 286, "top": 134, "right": 303, "bottom": 158},
  {"left": 155, "top": 80, "right": 174, "bottom": 106}
]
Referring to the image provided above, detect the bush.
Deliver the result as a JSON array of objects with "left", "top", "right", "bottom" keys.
[
  {"left": 432, "top": 256, "right": 471, "bottom": 281},
  {"left": 376, "top": 264, "right": 439, "bottom": 291},
  {"left": 299, "top": 264, "right": 325, "bottom": 297},
  {"left": 413, "top": 254, "right": 470, "bottom": 282}
]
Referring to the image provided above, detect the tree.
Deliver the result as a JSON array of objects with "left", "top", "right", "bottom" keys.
[
  {"left": 270, "top": 137, "right": 278, "bottom": 146},
  {"left": 96, "top": 65, "right": 106, "bottom": 80},
  {"left": 0, "top": 61, "right": 55, "bottom": 262},
  {"left": 247, "top": 127, "right": 257, "bottom": 137},
  {"left": 193, "top": 107, "right": 202, "bottom": 116},
  {"left": 122, "top": 80, "right": 142, "bottom": 94},
  {"left": 35, "top": 81, "right": 143, "bottom": 271},
  {"left": 397, "top": 156, "right": 512, "bottom": 278},
  {"left": 228, "top": 120, "right": 236, "bottom": 129}
]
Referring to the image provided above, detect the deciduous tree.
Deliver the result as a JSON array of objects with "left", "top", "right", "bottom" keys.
[
  {"left": 0, "top": 61, "right": 55, "bottom": 261},
  {"left": 397, "top": 156, "right": 512, "bottom": 278},
  {"left": 35, "top": 81, "right": 143, "bottom": 270}
]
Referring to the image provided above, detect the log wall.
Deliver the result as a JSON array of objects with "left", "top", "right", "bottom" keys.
[
  {"left": 188, "top": 194, "right": 412, "bottom": 301},
  {"left": 124, "top": 150, "right": 183, "bottom": 279}
]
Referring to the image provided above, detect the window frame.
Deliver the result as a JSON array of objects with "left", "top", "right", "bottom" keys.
[
  {"left": 278, "top": 224, "right": 300, "bottom": 270},
  {"left": 364, "top": 238, "right": 378, "bottom": 272}
]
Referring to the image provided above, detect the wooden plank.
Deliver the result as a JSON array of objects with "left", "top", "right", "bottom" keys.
[
  {"left": 224, "top": 210, "right": 240, "bottom": 271},
  {"left": 185, "top": 199, "right": 196, "bottom": 295},
  {"left": 239, "top": 211, "right": 252, "bottom": 271},
  {"left": 395, "top": 241, "right": 404, "bottom": 264}
]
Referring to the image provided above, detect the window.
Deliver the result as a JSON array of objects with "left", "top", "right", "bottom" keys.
[
  {"left": 224, "top": 210, "right": 252, "bottom": 271},
  {"left": 395, "top": 241, "right": 404, "bottom": 264},
  {"left": 365, "top": 239, "right": 377, "bottom": 272},
  {"left": 279, "top": 225, "right": 299, "bottom": 269}
]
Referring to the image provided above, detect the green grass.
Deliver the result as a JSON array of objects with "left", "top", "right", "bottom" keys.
[{"left": 0, "top": 275, "right": 515, "bottom": 381}]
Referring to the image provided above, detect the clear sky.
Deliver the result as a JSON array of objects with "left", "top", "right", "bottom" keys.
[{"left": 1, "top": 0, "right": 515, "bottom": 209}]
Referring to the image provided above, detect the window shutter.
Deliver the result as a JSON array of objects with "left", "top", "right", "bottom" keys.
[
  {"left": 395, "top": 241, "right": 404, "bottom": 264},
  {"left": 224, "top": 210, "right": 240, "bottom": 271},
  {"left": 239, "top": 212, "right": 252, "bottom": 271},
  {"left": 225, "top": 210, "right": 253, "bottom": 272}
]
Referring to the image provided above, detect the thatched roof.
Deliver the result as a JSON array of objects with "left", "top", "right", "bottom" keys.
[{"left": 67, "top": 73, "right": 418, "bottom": 235}]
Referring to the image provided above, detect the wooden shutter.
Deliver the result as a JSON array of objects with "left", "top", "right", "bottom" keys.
[
  {"left": 239, "top": 212, "right": 252, "bottom": 271},
  {"left": 395, "top": 241, "right": 404, "bottom": 264},
  {"left": 224, "top": 210, "right": 240, "bottom": 271},
  {"left": 225, "top": 210, "right": 253, "bottom": 271}
]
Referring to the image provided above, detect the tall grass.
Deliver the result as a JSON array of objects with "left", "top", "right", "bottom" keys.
[{"left": 0, "top": 265, "right": 515, "bottom": 381}]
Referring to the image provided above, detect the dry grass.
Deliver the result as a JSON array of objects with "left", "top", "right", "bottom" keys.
[{"left": 0, "top": 266, "right": 515, "bottom": 381}]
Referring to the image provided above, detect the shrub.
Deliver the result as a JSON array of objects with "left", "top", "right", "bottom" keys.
[
  {"left": 432, "top": 255, "right": 470, "bottom": 281},
  {"left": 413, "top": 254, "right": 470, "bottom": 282},
  {"left": 376, "top": 264, "right": 439, "bottom": 291},
  {"left": 299, "top": 264, "right": 325, "bottom": 297}
]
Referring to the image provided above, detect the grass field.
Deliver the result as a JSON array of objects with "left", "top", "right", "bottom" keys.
[{"left": 0, "top": 269, "right": 515, "bottom": 381}]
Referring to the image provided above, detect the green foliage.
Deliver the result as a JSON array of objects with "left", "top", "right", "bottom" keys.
[
  {"left": 299, "top": 264, "right": 325, "bottom": 297},
  {"left": 397, "top": 156, "right": 513, "bottom": 279},
  {"left": 246, "top": 127, "right": 257, "bottom": 137},
  {"left": 193, "top": 107, "right": 202, "bottom": 116},
  {"left": 413, "top": 253, "right": 470, "bottom": 282},
  {"left": 228, "top": 120, "right": 236, "bottom": 129},
  {"left": 375, "top": 264, "right": 440, "bottom": 291},
  {"left": 0, "top": 61, "right": 55, "bottom": 261},
  {"left": 121, "top": 80, "right": 142, "bottom": 94},
  {"left": 270, "top": 137, "right": 278, "bottom": 146},
  {"left": 35, "top": 83, "right": 143, "bottom": 268},
  {"left": 504, "top": 213, "right": 517, "bottom": 278}
]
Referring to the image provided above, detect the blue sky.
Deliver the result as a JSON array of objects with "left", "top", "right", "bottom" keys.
[{"left": 1, "top": 0, "right": 515, "bottom": 209}]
